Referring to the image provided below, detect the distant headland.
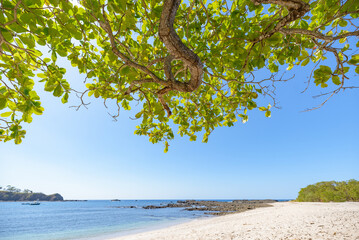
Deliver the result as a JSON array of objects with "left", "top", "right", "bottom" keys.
[{"left": 0, "top": 185, "right": 63, "bottom": 201}]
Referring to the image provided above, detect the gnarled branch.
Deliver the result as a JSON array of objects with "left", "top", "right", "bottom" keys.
[{"left": 159, "top": 0, "right": 203, "bottom": 93}]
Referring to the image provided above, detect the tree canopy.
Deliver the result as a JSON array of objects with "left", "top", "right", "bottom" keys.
[
  {"left": 296, "top": 179, "right": 359, "bottom": 202},
  {"left": 0, "top": 0, "right": 358, "bottom": 150}
]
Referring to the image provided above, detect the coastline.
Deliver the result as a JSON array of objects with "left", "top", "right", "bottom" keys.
[
  {"left": 0, "top": 200, "right": 206, "bottom": 240},
  {"left": 84, "top": 216, "right": 210, "bottom": 240},
  {"left": 108, "top": 202, "right": 359, "bottom": 240}
]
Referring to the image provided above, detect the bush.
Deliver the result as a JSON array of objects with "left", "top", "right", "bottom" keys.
[{"left": 297, "top": 179, "right": 359, "bottom": 202}]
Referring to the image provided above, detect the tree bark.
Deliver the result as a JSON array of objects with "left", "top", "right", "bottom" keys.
[{"left": 159, "top": 0, "right": 203, "bottom": 93}]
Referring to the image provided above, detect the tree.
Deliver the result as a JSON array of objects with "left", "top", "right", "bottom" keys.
[
  {"left": 23, "top": 189, "right": 33, "bottom": 193},
  {"left": 297, "top": 179, "right": 359, "bottom": 202},
  {"left": 0, "top": 0, "right": 358, "bottom": 150},
  {"left": 4, "top": 185, "right": 21, "bottom": 192}
]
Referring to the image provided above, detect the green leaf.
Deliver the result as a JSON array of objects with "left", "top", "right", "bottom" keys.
[
  {"left": 269, "top": 63, "right": 278, "bottom": 72},
  {"left": 37, "top": 73, "right": 47, "bottom": 78},
  {"left": 164, "top": 141, "right": 169, "bottom": 153},
  {"left": 348, "top": 54, "right": 359, "bottom": 65},
  {"left": 0, "top": 112, "right": 12, "bottom": 117},
  {"left": 135, "top": 111, "right": 143, "bottom": 119},
  {"left": 332, "top": 76, "right": 341, "bottom": 85},
  {"left": 53, "top": 85, "right": 63, "bottom": 97},
  {"left": 342, "top": 44, "right": 349, "bottom": 52},
  {"left": 120, "top": 66, "right": 130, "bottom": 75},
  {"left": 286, "top": 63, "right": 294, "bottom": 71},
  {"left": 189, "top": 135, "right": 197, "bottom": 141},
  {"left": 301, "top": 58, "right": 310, "bottom": 66},
  {"left": 267, "top": 33, "right": 282, "bottom": 45},
  {"left": 0, "top": 98, "right": 6, "bottom": 110},
  {"left": 320, "top": 65, "right": 332, "bottom": 75},
  {"left": 338, "top": 20, "right": 348, "bottom": 27},
  {"left": 18, "top": 35, "right": 35, "bottom": 48},
  {"left": 1, "top": 29, "right": 13, "bottom": 42},
  {"left": 116, "top": 0, "right": 127, "bottom": 11},
  {"left": 265, "top": 110, "right": 271, "bottom": 118},
  {"left": 153, "top": 6, "right": 163, "bottom": 18},
  {"left": 300, "top": 21, "right": 308, "bottom": 29},
  {"left": 61, "top": 92, "right": 69, "bottom": 103},
  {"left": 258, "top": 107, "right": 266, "bottom": 111},
  {"left": 37, "top": 38, "right": 46, "bottom": 46},
  {"left": 57, "top": 48, "right": 67, "bottom": 57},
  {"left": 51, "top": 51, "right": 57, "bottom": 62}
]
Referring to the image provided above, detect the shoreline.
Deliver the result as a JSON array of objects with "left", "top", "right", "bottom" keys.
[
  {"left": 85, "top": 216, "right": 211, "bottom": 240},
  {"left": 108, "top": 202, "right": 359, "bottom": 240}
]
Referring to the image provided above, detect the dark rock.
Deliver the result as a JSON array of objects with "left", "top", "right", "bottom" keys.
[
  {"left": 63, "top": 200, "right": 87, "bottom": 202},
  {"left": 143, "top": 199, "right": 276, "bottom": 215},
  {"left": 143, "top": 205, "right": 167, "bottom": 209}
]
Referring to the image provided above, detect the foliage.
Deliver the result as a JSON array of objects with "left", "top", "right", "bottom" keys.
[
  {"left": 3, "top": 185, "right": 22, "bottom": 192},
  {"left": 0, "top": 0, "right": 358, "bottom": 150},
  {"left": 2, "top": 185, "right": 32, "bottom": 193},
  {"left": 296, "top": 179, "right": 359, "bottom": 202}
]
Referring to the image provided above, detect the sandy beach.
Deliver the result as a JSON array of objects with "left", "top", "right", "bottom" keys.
[{"left": 111, "top": 202, "right": 359, "bottom": 240}]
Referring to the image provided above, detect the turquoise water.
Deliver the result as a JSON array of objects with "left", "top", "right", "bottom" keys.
[{"left": 0, "top": 200, "right": 206, "bottom": 240}]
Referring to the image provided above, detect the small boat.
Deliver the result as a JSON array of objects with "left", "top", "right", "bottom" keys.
[{"left": 22, "top": 201, "right": 40, "bottom": 205}]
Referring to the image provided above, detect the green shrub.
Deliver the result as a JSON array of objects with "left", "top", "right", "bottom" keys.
[{"left": 297, "top": 179, "right": 359, "bottom": 202}]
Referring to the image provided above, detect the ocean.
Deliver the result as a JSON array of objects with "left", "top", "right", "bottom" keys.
[
  {"left": 0, "top": 199, "right": 291, "bottom": 240},
  {"left": 0, "top": 200, "right": 207, "bottom": 240}
]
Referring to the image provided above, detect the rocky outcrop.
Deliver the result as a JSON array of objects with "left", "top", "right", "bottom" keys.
[
  {"left": 0, "top": 191, "right": 64, "bottom": 201},
  {"left": 143, "top": 200, "right": 278, "bottom": 215}
]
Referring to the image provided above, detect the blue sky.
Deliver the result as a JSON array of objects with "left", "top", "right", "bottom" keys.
[{"left": 1, "top": 49, "right": 359, "bottom": 200}]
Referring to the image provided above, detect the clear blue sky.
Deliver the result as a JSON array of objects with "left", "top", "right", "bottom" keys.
[{"left": 1, "top": 50, "right": 358, "bottom": 200}]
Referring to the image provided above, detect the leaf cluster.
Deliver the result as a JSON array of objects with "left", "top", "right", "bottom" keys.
[{"left": 0, "top": 0, "right": 358, "bottom": 150}]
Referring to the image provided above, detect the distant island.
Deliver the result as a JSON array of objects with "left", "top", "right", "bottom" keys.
[
  {"left": 0, "top": 185, "right": 63, "bottom": 201},
  {"left": 296, "top": 179, "right": 359, "bottom": 202}
]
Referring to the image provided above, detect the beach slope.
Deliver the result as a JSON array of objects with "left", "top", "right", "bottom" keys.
[{"left": 111, "top": 202, "right": 359, "bottom": 240}]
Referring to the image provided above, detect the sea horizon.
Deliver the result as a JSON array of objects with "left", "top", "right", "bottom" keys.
[{"left": 2, "top": 198, "right": 293, "bottom": 201}]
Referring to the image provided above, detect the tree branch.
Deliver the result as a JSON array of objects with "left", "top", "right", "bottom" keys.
[
  {"left": 280, "top": 29, "right": 359, "bottom": 41},
  {"left": 159, "top": 0, "right": 204, "bottom": 92},
  {"left": 252, "top": 0, "right": 308, "bottom": 10},
  {"left": 157, "top": 87, "right": 172, "bottom": 117},
  {"left": 253, "top": 0, "right": 310, "bottom": 42},
  {"left": 97, "top": 14, "right": 168, "bottom": 87}
]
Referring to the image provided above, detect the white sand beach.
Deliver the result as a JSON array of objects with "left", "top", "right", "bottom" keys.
[{"left": 111, "top": 202, "right": 359, "bottom": 240}]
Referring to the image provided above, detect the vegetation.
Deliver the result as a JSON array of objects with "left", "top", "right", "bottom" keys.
[
  {"left": 296, "top": 179, "right": 359, "bottom": 202},
  {"left": 0, "top": 185, "right": 63, "bottom": 201},
  {"left": 1, "top": 185, "right": 24, "bottom": 192},
  {"left": 0, "top": 0, "right": 358, "bottom": 150}
]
